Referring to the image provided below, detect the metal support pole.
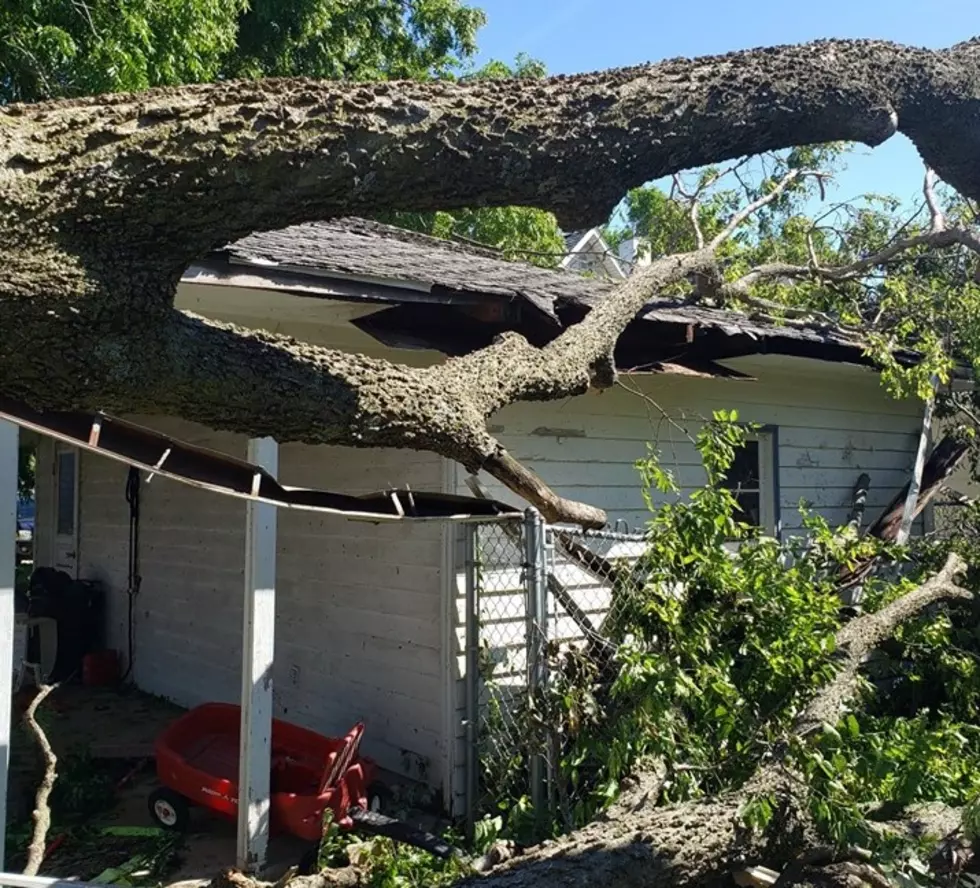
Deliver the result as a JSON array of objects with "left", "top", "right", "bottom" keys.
[
  {"left": 463, "top": 523, "right": 480, "bottom": 841},
  {"left": 237, "top": 437, "right": 278, "bottom": 873},
  {"left": 523, "top": 508, "right": 548, "bottom": 820},
  {"left": 0, "top": 421, "right": 17, "bottom": 869}
]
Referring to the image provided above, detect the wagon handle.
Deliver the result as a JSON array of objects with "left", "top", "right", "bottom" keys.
[{"left": 318, "top": 722, "right": 365, "bottom": 796}]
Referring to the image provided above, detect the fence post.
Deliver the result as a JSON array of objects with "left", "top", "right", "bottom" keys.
[
  {"left": 463, "top": 522, "right": 480, "bottom": 841},
  {"left": 523, "top": 508, "right": 548, "bottom": 820}
]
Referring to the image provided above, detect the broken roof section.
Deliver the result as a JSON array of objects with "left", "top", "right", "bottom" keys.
[
  {"left": 0, "top": 398, "right": 519, "bottom": 522},
  {"left": 193, "top": 217, "right": 910, "bottom": 377}
]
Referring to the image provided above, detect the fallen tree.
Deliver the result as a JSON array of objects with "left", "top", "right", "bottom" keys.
[
  {"left": 212, "top": 551, "right": 973, "bottom": 888},
  {"left": 461, "top": 552, "right": 971, "bottom": 888},
  {"left": 2, "top": 37, "right": 980, "bottom": 525},
  {"left": 7, "top": 36, "right": 980, "bottom": 884}
]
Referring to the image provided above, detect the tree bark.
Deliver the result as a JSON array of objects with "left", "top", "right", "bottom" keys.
[{"left": 2, "top": 38, "right": 980, "bottom": 522}]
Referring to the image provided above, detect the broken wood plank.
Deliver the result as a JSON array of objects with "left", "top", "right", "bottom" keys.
[
  {"left": 866, "top": 432, "right": 969, "bottom": 542},
  {"left": 896, "top": 384, "right": 937, "bottom": 545}
]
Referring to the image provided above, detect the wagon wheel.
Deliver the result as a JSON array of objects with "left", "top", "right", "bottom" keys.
[
  {"left": 366, "top": 781, "right": 392, "bottom": 815},
  {"left": 148, "top": 787, "right": 190, "bottom": 831}
]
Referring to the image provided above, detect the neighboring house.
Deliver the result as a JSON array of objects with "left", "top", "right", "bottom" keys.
[
  {"left": 561, "top": 228, "right": 631, "bottom": 279},
  {"left": 20, "top": 218, "right": 930, "bottom": 814}
]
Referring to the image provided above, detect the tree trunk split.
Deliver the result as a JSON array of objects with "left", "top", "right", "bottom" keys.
[{"left": 2, "top": 39, "right": 979, "bottom": 522}]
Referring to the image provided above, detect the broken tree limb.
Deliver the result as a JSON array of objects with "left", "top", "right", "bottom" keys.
[
  {"left": 21, "top": 667, "right": 59, "bottom": 877},
  {"left": 866, "top": 433, "right": 970, "bottom": 542},
  {"left": 797, "top": 553, "right": 968, "bottom": 740},
  {"left": 847, "top": 474, "right": 871, "bottom": 531}
]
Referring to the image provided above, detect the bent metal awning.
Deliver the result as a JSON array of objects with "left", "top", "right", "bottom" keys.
[{"left": 0, "top": 398, "right": 519, "bottom": 523}]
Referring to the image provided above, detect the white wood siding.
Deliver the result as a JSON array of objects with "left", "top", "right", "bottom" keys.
[
  {"left": 77, "top": 418, "right": 247, "bottom": 704},
  {"left": 475, "top": 361, "right": 923, "bottom": 530},
  {"left": 274, "top": 443, "right": 448, "bottom": 786},
  {"left": 447, "top": 357, "right": 926, "bottom": 808},
  {"left": 73, "top": 417, "right": 450, "bottom": 789}
]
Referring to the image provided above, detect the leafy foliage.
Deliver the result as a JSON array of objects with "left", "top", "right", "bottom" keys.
[
  {"left": 230, "top": 0, "right": 485, "bottom": 82},
  {"left": 529, "top": 415, "right": 851, "bottom": 824},
  {"left": 0, "top": 0, "right": 485, "bottom": 103},
  {"left": 471, "top": 415, "right": 980, "bottom": 872}
]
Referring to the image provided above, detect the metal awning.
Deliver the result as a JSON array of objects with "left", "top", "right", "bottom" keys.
[{"left": 0, "top": 398, "right": 518, "bottom": 522}]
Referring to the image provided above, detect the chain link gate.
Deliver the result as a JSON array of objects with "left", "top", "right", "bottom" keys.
[{"left": 463, "top": 510, "right": 646, "bottom": 839}]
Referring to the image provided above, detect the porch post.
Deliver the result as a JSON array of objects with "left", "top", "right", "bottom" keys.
[
  {"left": 0, "top": 420, "right": 18, "bottom": 868},
  {"left": 236, "top": 437, "right": 278, "bottom": 873}
]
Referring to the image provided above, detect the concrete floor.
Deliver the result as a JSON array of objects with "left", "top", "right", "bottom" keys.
[
  {"left": 8, "top": 684, "right": 307, "bottom": 884},
  {"left": 19, "top": 683, "right": 185, "bottom": 759},
  {"left": 8, "top": 683, "right": 449, "bottom": 885},
  {"left": 110, "top": 769, "right": 310, "bottom": 886}
]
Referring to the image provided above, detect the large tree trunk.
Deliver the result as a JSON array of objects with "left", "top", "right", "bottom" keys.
[{"left": 2, "top": 38, "right": 980, "bottom": 523}]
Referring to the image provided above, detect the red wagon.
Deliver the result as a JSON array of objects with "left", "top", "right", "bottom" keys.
[{"left": 148, "top": 702, "right": 381, "bottom": 842}]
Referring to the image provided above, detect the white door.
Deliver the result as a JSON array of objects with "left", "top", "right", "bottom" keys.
[{"left": 53, "top": 444, "right": 79, "bottom": 577}]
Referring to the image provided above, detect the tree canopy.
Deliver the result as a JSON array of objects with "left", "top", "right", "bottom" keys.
[{"left": 0, "top": 0, "right": 486, "bottom": 103}]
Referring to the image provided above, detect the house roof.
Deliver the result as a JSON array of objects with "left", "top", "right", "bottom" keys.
[
  {"left": 223, "top": 217, "right": 598, "bottom": 321},
  {"left": 204, "top": 217, "right": 905, "bottom": 376}
]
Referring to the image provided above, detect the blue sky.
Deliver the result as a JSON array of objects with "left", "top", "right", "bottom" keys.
[{"left": 471, "top": 0, "right": 976, "bottom": 212}]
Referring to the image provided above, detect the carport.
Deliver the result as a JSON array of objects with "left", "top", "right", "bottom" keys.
[{"left": 0, "top": 404, "right": 516, "bottom": 874}]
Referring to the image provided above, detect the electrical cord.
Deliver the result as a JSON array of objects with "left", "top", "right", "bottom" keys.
[{"left": 121, "top": 467, "right": 141, "bottom": 681}]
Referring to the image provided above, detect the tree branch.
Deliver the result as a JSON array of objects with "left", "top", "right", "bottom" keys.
[
  {"left": 710, "top": 169, "right": 825, "bottom": 248},
  {"left": 796, "top": 553, "right": 969, "bottom": 738},
  {"left": 22, "top": 669, "right": 59, "bottom": 877},
  {"left": 13, "top": 249, "right": 711, "bottom": 528},
  {"left": 4, "top": 38, "right": 980, "bottom": 293},
  {"left": 719, "top": 223, "right": 980, "bottom": 305}
]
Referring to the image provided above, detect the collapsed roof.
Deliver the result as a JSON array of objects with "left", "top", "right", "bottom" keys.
[{"left": 192, "top": 217, "right": 908, "bottom": 380}]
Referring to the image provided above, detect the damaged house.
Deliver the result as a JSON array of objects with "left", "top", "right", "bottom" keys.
[{"left": 6, "top": 218, "right": 940, "bottom": 828}]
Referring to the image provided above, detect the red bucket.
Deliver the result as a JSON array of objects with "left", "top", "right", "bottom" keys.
[{"left": 82, "top": 650, "right": 121, "bottom": 686}]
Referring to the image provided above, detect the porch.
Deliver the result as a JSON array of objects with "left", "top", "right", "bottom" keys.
[{"left": 0, "top": 416, "right": 514, "bottom": 878}]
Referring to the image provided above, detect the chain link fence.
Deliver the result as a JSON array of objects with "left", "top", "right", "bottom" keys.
[{"left": 462, "top": 510, "right": 647, "bottom": 839}]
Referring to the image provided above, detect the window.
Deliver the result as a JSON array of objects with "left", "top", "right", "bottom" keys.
[
  {"left": 56, "top": 450, "right": 76, "bottom": 536},
  {"left": 721, "top": 430, "right": 777, "bottom": 536}
]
